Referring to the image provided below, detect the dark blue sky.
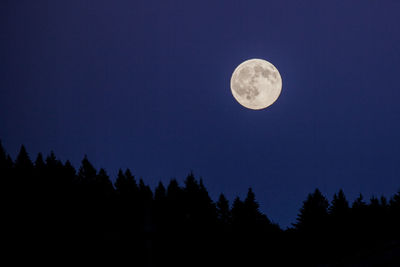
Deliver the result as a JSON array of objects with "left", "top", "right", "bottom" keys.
[{"left": 1, "top": 0, "right": 400, "bottom": 227}]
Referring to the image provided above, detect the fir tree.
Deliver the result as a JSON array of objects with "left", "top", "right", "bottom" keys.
[
  {"left": 293, "top": 188, "right": 329, "bottom": 231},
  {"left": 154, "top": 181, "right": 166, "bottom": 202},
  {"left": 216, "top": 193, "right": 231, "bottom": 225},
  {"left": 329, "top": 189, "right": 349, "bottom": 217},
  {"left": 78, "top": 155, "right": 97, "bottom": 184}
]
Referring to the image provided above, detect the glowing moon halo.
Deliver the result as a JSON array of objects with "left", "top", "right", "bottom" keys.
[{"left": 230, "top": 59, "right": 282, "bottom": 110}]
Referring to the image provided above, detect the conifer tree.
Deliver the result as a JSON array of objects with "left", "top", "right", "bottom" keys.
[
  {"left": 231, "top": 196, "right": 245, "bottom": 227},
  {"left": 96, "top": 168, "right": 114, "bottom": 197},
  {"left": 114, "top": 169, "right": 126, "bottom": 194},
  {"left": 34, "top": 153, "right": 45, "bottom": 171},
  {"left": 139, "top": 178, "right": 153, "bottom": 202},
  {"left": 15, "top": 145, "right": 33, "bottom": 173},
  {"left": 78, "top": 155, "right": 97, "bottom": 184},
  {"left": 293, "top": 188, "right": 329, "bottom": 232},
  {"left": 14, "top": 145, "right": 34, "bottom": 199},
  {"left": 216, "top": 193, "right": 231, "bottom": 226},
  {"left": 329, "top": 189, "right": 349, "bottom": 217},
  {"left": 154, "top": 181, "right": 166, "bottom": 202}
]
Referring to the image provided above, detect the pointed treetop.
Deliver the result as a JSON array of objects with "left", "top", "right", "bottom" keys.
[
  {"left": 218, "top": 193, "right": 228, "bottom": 204},
  {"left": 167, "top": 179, "right": 181, "bottom": 198},
  {"left": 232, "top": 196, "right": 244, "bottom": 209},
  {"left": 78, "top": 155, "right": 97, "bottom": 181},
  {"left": 64, "top": 160, "right": 73, "bottom": 169},
  {"left": 138, "top": 178, "right": 153, "bottom": 200},
  {"left": 35, "top": 153, "right": 45, "bottom": 168},
  {"left": 293, "top": 188, "right": 329, "bottom": 230},
  {"left": 125, "top": 169, "right": 137, "bottom": 186},
  {"left": 125, "top": 168, "right": 134, "bottom": 178},
  {"left": 199, "top": 178, "right": 207, "bottom": 191},
  {"left": 15, "top": 145, "right": 33, "bottom": 169},
  {"left": 64, "top": 160, "right": 76, "bottom": 176},
  {"left": 217, "top": 193, "right": 230, "bottom": 212},
  {"left": 46, "top": 150, "right": 57, "bottom": 162},
  {"left": 244, "top": 187, "right": 260, "bottom": 212},
  {"left": 115, "top": 168, "right": 126, "bottom": 192},
  {"left": 117, "top": 168, "right": 125, "bottom": 179},
  {"left": 155, "top": 181, "right": 166, "bottom": 201},
  {"left": 329, "top": 189, "right": 349, "bottom": 215},
  {"left": 184, "top": 172, "right": 198, "bottom": 191},
  {"left": 216, "top": 193, "right": 231, "bottom": 224}
]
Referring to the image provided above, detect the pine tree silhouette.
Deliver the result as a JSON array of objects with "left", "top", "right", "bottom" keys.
[
  {"left": 329, "top": 189, "right": 349, "bottom": 217},
  {"left": 231, "top": 196, "right": 245, "bottom": 228},
  {"left": 166, "top": 179, "right": 183, "bottom": 227},
  {"left": 244, "top": 187, "right": 271, "bottom": 228},
  {"left": 293, "top": 188, "right": 329, "bottom": 232},
  {"left": 326, "top": 189, "right": 351, "bottom": 262},
  {"left": 3, "top": 141, "right": 400, "bottom": 266},
  {"left": 14, "top": 145, "right": 34, "bottom": 222},
  {"left": 216, "top": 193, "right": 231, "bottom": 226},
  {"left": 154, "top": 181, "right": 167, "bottom": 232},
  {"left": 78, "top": 155, "right": 97, "bottom": 184},
  {"left": 15, "top": 145, "right": 33, "bottom": 191},
  {"left": 292, "top": 188, "right": 329, "bottom": 265},
  {"left": 154, "top": 181, "right": 166, "bottom": 202}
]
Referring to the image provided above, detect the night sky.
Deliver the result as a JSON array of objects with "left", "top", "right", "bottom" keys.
[{"left": 1, "top": 0, "right": 400, "bottom": 228}]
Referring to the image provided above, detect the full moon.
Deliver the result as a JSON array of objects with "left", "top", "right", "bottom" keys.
[{"left": 230, "top": 58, "right": 282, "bottom": 110}]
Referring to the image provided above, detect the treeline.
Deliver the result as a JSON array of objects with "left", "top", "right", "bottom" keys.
[{"left": 1, "top": 142, "right": 400, "bottom": 266}]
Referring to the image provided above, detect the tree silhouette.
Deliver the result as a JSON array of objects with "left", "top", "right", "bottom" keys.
[
  {"left": 34, "top": 153, "right": 45, "bottom": 179},
  {"left": 329, "top": 189, "right": 349, "bottom": 217},
  {"left": 78, "top": 155, "right": 97, "bottom": 184},
  {"left": 2, "top": 141, "right": 400, "bottom": 266},
  {"left": 166, "top": 178, "right": 183, "bottom": 226},
  {"left": 293, "top": 188, "right": 329, "bottom": 232},
  {"left": 95, "top": 168, "right": 114, "bottom": 198},
  {"left": 15, "top": 145, "right": 33, "bottom": 192},
  {"left": 328, "top": 189, "right": 350, "bottom": 236},
  {"left": 216, "top": 193, "right": 231, "bottom": 226},
  {"left": 326, "top": 189, "right": 351, "bottom": 262},
  {"left": 292, "top": 188, "right": 330, "bottom": 265},
  {"left": 154, "top": 181, "right": 167, "bottom": 232},
  {"left": 244, "top": 187, "right": 272, "bottom": 228},
  {"left": 14, "top": 145, "right": 34, "bottom": 227},
  {"left": 154, "top": 181, "right": 166, "bottom": 202},
  {"left": 15, "top": 145, "right": 33, "bottom": 170},
  {"left": 231, "top": 196, "right": 245, "bottom": 228}
]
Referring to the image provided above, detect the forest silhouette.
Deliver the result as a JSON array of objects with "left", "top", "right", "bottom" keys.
[{"left": 1, "top": 142, "right": 400, "bottom": 266}]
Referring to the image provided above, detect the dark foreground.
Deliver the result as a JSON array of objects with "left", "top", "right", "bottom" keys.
[{"left": 2, "top": 143, "right": 400, "bottom": 266}]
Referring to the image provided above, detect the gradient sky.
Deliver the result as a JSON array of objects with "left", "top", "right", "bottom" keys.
[{"left": 1, "top": 0, "right": 400, "bottom": 227}]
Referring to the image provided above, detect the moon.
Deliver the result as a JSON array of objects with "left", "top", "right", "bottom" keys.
[{"left": 230, "top": 58, "right": 282, "bottom": 110}]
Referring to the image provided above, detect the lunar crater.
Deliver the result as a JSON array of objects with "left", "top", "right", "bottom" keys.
[{"left": 230, "top": 58, "right": 282, "bottom": 110}]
